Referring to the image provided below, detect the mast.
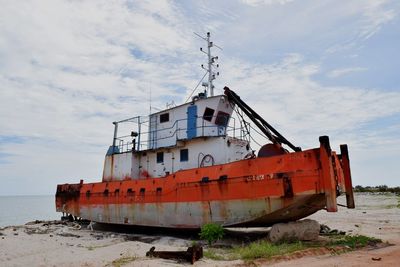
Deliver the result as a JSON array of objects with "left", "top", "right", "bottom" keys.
[
  {"left": 206, "top": 32, "right": 214, "bottom": 96},
  {"left": 196, "top": 32, "right": 221, "bottom": 97}
]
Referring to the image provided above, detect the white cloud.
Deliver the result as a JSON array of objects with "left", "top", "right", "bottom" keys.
[
  {"left": 0, "top": 0, "right": 201, "bottom": 138},
  {"left": 0, "top": 1, "right": 204, "bottom": 195},
  {"left": 220, "top": 54, "right": 400, "bottom": 154},
  {"left": 327, "top": 67, "right": 368, "bottom": 78},
  {"left": 240, "top": 0, "right": 294, "bottom": 7},
  {"left": 325, "top": 0, "right": 398, "bottom": 54},
  {"left": 359, "top": 0, "right": 397, "bottom": 40}
]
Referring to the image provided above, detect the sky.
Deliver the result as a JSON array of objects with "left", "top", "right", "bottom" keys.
[{"left": 0, "top": 0, "right": 399, "bottom": 195}]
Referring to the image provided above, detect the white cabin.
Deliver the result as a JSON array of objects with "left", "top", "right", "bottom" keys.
[{"left": 102, "top": 94, "right": 251, "bottom": 181}]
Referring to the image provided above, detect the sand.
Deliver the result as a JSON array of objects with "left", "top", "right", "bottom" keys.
[
  {"left": 0, "top": 193, "right": 399, "bottom": 267},
  {"left": 270, "top": 193, "right": 400, "bottom": 267}
]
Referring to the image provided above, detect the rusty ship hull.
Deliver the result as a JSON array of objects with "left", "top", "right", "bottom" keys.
[{"left": 56, "top": 137, "right": 354, "bottom": 228}]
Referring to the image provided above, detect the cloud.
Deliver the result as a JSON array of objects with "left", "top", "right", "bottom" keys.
[
  {"left": 0, "top": 0, "right": 204, "bottom": 194},
  {"left": 240, "top": 0, "right": 294, "bottom": 7},
  {"left": 325, "top": 0, "right": 398, "bottom": 54},
  {"left": 359, "top": 0, "right": 397, "bottom": 40},
  {"left": 0, "top": 0, "right": 202, "bottom": 140},
  {"left": 327, "top": 67, "right": 368, "bottom": 78},
  {"left": 221, "top": 55, "right": 400, "bottom": 143}
]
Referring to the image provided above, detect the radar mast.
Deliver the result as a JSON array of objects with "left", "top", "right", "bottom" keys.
[{"left": 195, "top": 32, "right": 221, "bottom": 97}]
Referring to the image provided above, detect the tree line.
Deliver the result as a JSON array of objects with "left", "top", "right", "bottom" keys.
[{"left": 354, "top": 185, "right": 400, "bottom": 194}]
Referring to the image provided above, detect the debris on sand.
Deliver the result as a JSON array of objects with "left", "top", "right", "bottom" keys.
[
  {"left": 20, "top": 220, "right": 86, "bottom": 237},
  {"left": 146, "top": 245, "right": 203, "bottom": 264},
  {"left": 56, "top": 232, "right": 81, "bottom": 238},
  {"left": 24, "top": 227, "right": 52, "bottom": 235},
  {"left": 320, "top": 224, "right": 346, "bottom": 236}
]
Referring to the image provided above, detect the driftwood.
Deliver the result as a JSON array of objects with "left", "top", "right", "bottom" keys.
[{"left": 146, "top": 245, "right": 203, "bottom": 264}]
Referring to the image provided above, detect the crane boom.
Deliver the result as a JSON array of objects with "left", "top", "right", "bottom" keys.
[{"left": 224, "top": 86, "right": 301, "bottom": 152}]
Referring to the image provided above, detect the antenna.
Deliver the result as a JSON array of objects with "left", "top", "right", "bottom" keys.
[
  {"left": 195, "top": 32, "right": 221, "bottom": 97},
  {"left": 149, "top": 83, "right": 152, "bottom": 115}
]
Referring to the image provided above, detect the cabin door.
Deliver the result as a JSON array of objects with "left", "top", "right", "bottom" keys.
[
  {"left": 187, "top": 105, "right": 197, "bottom": 139},
  {"left": 149, "top": 114, "right": 157, "bottom": 149}
]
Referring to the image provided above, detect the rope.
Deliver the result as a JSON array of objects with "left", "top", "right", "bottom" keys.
[{"left": 185, "top": 71, "right": 208, "bottom": 103}]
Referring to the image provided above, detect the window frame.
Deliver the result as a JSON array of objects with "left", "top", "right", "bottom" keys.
[
  {"left": 215, "top": 111, "right": 230, "bottom": 126},
  {"left": 156, "top": 151, "right": 164, "bottom": 163},
  {"left": 203, "top": 107, "right": 215, "bottom": 122},
  {"left": 159, "top": 113, "right": 169, "bottom": 123},
  {"left": 180, "top": 149, "right": 189, "bottom": 162}
]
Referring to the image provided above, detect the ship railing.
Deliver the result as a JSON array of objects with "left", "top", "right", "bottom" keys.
[{"left": 112, "top": 115, "right": 249, "bottom": 154}]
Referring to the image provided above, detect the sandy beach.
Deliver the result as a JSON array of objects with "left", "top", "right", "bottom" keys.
[{"left": 1, "top": 193, "right": 399, "bottom": 267}]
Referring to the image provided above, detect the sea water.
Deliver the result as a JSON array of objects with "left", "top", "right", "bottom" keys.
[{"left": 0, "top": 195, "right": 60, "bottom": 227}]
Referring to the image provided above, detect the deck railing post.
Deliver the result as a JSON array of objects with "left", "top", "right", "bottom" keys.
[{"left": 137, "top": 117, "right": 141, "bottom": 151}]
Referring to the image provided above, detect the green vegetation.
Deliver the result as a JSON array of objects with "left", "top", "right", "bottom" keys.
[
  {"left": 205, "top": 240, "right": 305, "bottom": 261},
  {"left": 354, "top": 185, "right": 400, "bottom": 194},
  {"left": 328, "top": 234, "right": 381, "bottom": 249},
  {"left": 232, "top": 240, "right": 305, "bottom": 260},
  {"left": 107, "top": 256, "right": 136, "bottom": 267},
  {"left": 199, "top": 223, "right": 225, "bottom": 245},
  {"left": 203, "top": 249, "right": 227, "bottom": 260},
  {"left": 383, "top": 205, "right": 398, "bottom": 209},
  {"left": 204, "top": 234, "right": 382, "bottom": 261}
]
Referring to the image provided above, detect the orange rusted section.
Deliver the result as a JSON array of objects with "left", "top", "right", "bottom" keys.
[
  {"left": 56, "top": 138, "right": 354, "bottom": 228},
  {"left": 59, "top": 149, "right": 320, "bottom": 205}
]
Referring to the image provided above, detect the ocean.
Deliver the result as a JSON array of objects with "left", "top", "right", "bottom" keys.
[{"left": 0, "top": 195, "right": 61, "bottom": 227}]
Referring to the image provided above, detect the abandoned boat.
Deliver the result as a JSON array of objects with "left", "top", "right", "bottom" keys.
[{"left": 56, "top": 33, "right": 355, "bottom": 228}]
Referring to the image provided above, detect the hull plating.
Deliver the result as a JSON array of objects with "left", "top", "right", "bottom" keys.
[
  {"left": 60, "top": 195, "right": 324, "bottom": 228},
  {"left": 56, "top": 141, "right": 353, "bottom": 228}
]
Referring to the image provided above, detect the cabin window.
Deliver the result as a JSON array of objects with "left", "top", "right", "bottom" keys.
[
  {"left": 160, "top": 113, "right": 169, "bottom": 123},
  {"left": 156, "top": 152, "right": 164, "bottom": 163},
  {"left": 156, "top": 187, "right": 162, "bottom": 194},
  {"left": 103, "top": 189, "right": 109, "bottom": 196},
  {"left": 180, "top": 149, "right": 189, "bottom": 162},
  {"left": 115, "top": 189, "right": 120, "bottom": 195},
  {"left": 203, "top": 107, "right": 215, "bottom": 122},
  {"left": 215, "top": 111, "right": 230, "bottom": 126}
]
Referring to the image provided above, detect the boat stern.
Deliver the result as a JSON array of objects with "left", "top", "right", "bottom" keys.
[
  {"left": 319, "top": 136, "right": 355, "bottom": 212},
  {"left": 55, "top": 181, "right": 82, "bottom": 216}
]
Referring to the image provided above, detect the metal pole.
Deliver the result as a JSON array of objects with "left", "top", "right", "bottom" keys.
[
  {"left": 207, "top": 32, "right": 213, "bottom": 96},
  {"left": 112, "top": 122, "right": 118, "bottom": 149},
  {"left": 137, "top": 117, "right": 141, "bottom": 151}
]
